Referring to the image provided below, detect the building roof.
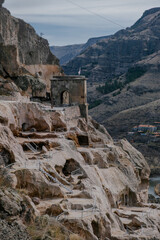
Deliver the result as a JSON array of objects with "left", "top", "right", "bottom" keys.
[{"left": 133, "top": 124, "right": 156, "bottom": 128}]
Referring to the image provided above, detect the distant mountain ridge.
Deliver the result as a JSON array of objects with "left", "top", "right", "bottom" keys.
[
  {"left": 63, "top": 7, "right": 160, "bottom": 82},
  {"left": 62, "top": 7, "right": 160, "bottom": 141},
  {"left": 50, "top": 35, "right": 109, "bottom": 65}
]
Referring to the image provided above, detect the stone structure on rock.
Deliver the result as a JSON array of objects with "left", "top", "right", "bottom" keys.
[{"left": 51, "top": 75, "right": 88, "bottom": 119}]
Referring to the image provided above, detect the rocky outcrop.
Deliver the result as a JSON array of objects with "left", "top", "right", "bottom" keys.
[
  {"left": 155, "top": 184, "right": 160, "bottom": 196},
  {"left": 0, "top": 5, "right": 63, "bottom": 98},
  {"left": 0, "top": 187, "right": 39, "bottom": 240},
  {"left": 0, "top": 100, "right": 159, "bottom": 239}
]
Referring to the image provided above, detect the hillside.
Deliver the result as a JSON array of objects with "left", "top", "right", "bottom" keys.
[
  {"left": 63, "top": 7, "right": 160, "bottom": 175},
  {"left": 50, "top": 36, "right": 109, "bottom": 65},
  {"left": 63, "top": 8, "right": 160, "bottom": 82}
]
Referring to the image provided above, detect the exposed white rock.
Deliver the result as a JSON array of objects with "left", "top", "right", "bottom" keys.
[{"left": 0, "top": 101, "right": 159, "bottom": 239}]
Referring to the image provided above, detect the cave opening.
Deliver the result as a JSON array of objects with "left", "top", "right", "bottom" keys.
[
  {"left": 0, "top": 147, "right": 15, "bottom": 167},
  {"left": 77, "top": 135, "right": 89, "bottom": 146},
  {"left": 62, "top": 159, "right": 80, "bottom": 176},
  {"left": 91, "top": 220, "right": 100, "bottom": 238}
]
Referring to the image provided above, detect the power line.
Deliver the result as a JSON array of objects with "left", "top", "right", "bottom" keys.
[{"left": 64, "top": 0, "right": 125, "bottom": 28}]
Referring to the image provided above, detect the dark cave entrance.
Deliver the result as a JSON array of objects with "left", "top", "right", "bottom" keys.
[
  {"left": 91, "top": 220, "right": 100, "bottom": 239},
  {"left": 0, "top": 147, "right": 15, "bottom": 167},
  {"left": 62, "top": 159, "right": 80, "bottom": 176},
  {"left": 77, "top": 135, "right": 89, "bottom": 146}
]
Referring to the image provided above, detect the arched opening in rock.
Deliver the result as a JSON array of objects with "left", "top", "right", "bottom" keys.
[
  {"left": 61, "top": 90, "right": 70, "bottom": 105},
  {"left": 46, "top": 92, "right": 51, "bottom": 100},
  {"left": 62, "top": 159, "right": 80, "bottom": 176},
  {"left": 128, "top": 190, "right": 137, "bottom": 206},
  {"left": 22, "top": 123, "right": 28, "bottom": 131},
  {"left": 0, "top": 146, "right": 15, "bottom": 167},
  {"left": 91, "top": 220, "right": 100, "bottom": 238},
  {"left": 77, "top": 135, "right": 89, "bottom": 146},
  {"left": 125, "top": 194, "right": 128, "bottom": 206}
]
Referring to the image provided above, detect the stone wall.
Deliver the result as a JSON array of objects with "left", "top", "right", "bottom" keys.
[
  {"left": 51, "top": 76, "right": 88, "bottom": 119},
  {"left": 51, "top": 76, "right": 87, "bottom": 105}
]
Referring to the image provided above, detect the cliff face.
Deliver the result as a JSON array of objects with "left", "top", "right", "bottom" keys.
[
  {"left": 0, "top": 6, "right": 62, "bottom": 98},
  {"left": 0, "top": 8, "right": 58, "bottom": 67},
  {"left": 0, "top": 100, "right": 160, "bottom": 239}
]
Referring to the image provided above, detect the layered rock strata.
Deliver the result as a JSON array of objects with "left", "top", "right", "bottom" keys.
[
  {"left": 0, "top": 5, "right": 63, "bottom": 98},
  {"left": 0, "top": 100, "right": 160, "bottom": 239}
]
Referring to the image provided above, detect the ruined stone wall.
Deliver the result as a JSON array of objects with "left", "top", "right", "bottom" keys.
[
  {"left": 51, "top": 76, "right": 87, "bottom": 106},
  {"left": 51, "top": 76, "right": 88, "bottom": 119}
]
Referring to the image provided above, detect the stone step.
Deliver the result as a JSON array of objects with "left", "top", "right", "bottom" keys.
[
  {"left": 37, "top": 197, "right": 95, "bottom": 216},
  {"left": 19, "top": 132, "right": 58, "bottom": 139}
]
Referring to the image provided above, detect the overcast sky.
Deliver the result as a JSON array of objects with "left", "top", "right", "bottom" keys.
[{"left": 3, "top": 0, "right": 160, "bottom": 46}]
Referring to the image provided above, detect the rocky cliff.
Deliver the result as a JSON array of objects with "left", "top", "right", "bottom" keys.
[
  {"left": 0, "top": 100, "right": 160, "bottom": 239},
  {"left": 50, "top": 36, "right": 109, "bottom": 65},
  {"left": 0, "top": 2, "right": 63, "bottom": 99}
]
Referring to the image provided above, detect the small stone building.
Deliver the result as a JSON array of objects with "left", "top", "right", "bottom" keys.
[{"left": 50, "top": 75, "right": 88, "bottom": 119}]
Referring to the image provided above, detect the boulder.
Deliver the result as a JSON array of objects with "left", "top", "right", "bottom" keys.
[
  {"left": 155, "top": 183, "right": 160, "bottom": 196},
  {"left": 15, "top": 169, "right": 64, "bottom": 199},
  {"left": 45, "top": 203, "right": 64, "bottom": 216},
  {"left": 32, "top": 197, "right": 40, "bottom": 205},
  {"left": 0, "top": 125, "right": 27, "bottom": 165},
  {"left": 0, "top": 167, "right": 17, "bottom": 188}
]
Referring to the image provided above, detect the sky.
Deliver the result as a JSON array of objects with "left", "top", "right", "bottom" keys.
[{"left": 3, "top": 0, "right": 160, "bottom": 46}]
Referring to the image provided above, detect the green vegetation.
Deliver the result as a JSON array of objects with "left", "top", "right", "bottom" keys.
[
  {"left": 125, "top": 66, "right": 147, "bottom": 83},
  {"left": 89, "top": 99, "right": 102, "bottom": 109},
  {"left": 96, "top": 80, "right": 123, "bottom": 94},
  {"left": 96, "top": 66, "right": 147, "bottom": 95}
]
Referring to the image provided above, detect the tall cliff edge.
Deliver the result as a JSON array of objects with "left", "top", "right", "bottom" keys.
[{"left": 0, "top": 5, "right": 63, "bottom": 99}]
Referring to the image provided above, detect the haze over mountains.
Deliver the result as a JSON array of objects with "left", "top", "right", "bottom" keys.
[{"left": 50, "top": 36, "right": 109, "bottom": 65}]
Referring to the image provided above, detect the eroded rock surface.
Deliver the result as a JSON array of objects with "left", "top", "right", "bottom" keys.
[{"left": 0, "top": 101, "right": 159, "bottom": 239}]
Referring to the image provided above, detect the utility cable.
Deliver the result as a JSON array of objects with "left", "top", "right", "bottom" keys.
[{"left": 64, "top": 0, "right": 125, "bottom": 28}]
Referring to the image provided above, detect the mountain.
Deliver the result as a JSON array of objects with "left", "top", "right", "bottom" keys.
[
  {"left": 0, "top": 3, "right": 62, "bottom": 99},
  {"left": 63, "top": 8, "right": 160, "bottom": 174},
  {"left": 63, "top": 7, "right": 160, "bottom": 133},
  {"left": 50, "top": 36, "right": 109, "bottom": 65},
  {"left": 63, "top": 8, "right": 160, "bottom": 82}
]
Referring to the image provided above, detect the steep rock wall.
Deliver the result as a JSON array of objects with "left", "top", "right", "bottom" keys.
[{"left": 0, "top": 5, "right": 63, "bottom": 97}]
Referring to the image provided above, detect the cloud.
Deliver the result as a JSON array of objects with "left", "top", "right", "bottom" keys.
[{"left": 3, "top": 0, "right": 160, "bottom": 45}]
